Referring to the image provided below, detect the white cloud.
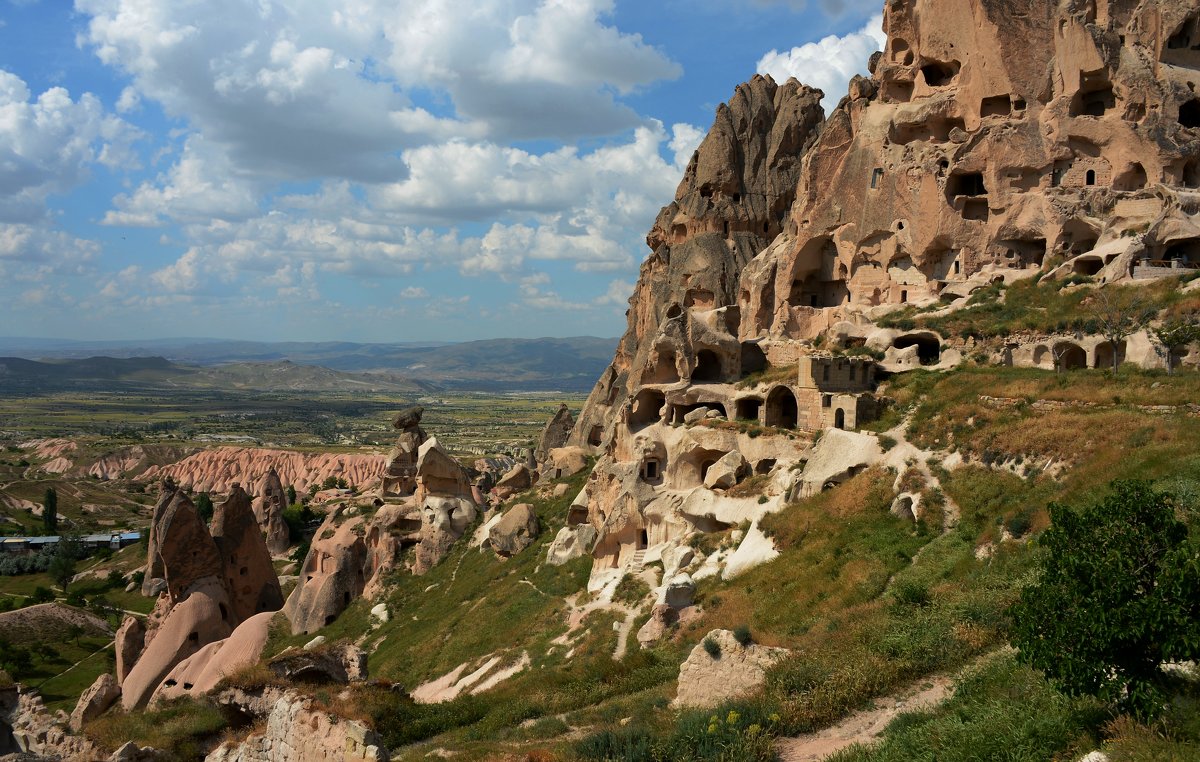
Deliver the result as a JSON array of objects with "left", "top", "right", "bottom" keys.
[
  {"left": 756, "top": 13, "right": 885, "bottom": 110},
  {"left": 400, "top": 286, "right": 429, "bottom": 299},
  {"left": 115, "top": 85, "right": 140, "bottom": 113},
  {"left": 0, "top": 69, "right": 141, "bottom": 223},
  {"left": 0, "top": 223, "right": 100, "bottom": 274}
]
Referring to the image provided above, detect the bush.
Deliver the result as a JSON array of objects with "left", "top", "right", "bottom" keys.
[
  {"left": 29, "top": 587, "right": 54, "bottom": 604},
  {"left": 703, "top": 637, "right": 722, "bottom": 659},
  {"left": 733, "top": 625, "right": 753, "bottom": 646},
  {"left": 613, "top": 574, "right": 651, "bottom": 606},
  {"left": 106, "top": 569, "right": 126, "bottom": 589},
  {"left": 1012, "top": 480, "right": 1200, "bottom": 719}
]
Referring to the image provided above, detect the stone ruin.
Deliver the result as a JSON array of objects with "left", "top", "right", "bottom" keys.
[{"left": 561, "top": 0, "right": 1200, "bottom": 596}]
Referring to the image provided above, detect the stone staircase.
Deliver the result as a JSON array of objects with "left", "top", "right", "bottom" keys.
[{"left": 627, "top": 548, "right": 646, "bottom": 572}]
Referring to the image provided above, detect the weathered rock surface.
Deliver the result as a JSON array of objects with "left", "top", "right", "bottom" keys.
[
  {"left": 283, "top": 510, "right": 370, "bottom": 635},
  {"left": 267, "top": 643, "right": 367, "bottom": 684},
  {"left": 252, "top": 467, "right": 291, "bottom": 555},
  {"left": 487, "top": 503, "right": 539, "bottom": 558},
  {"left": 545, "top": 523, "right": 597, "bottom": 566},
  {"left": 141, "top": 483, "right": 223, "bottom": 600},
  {"left": 534, "top": 404, "right": 575, "bottom": 465},
  {"left": 674, "top": 629, "right": 789, "bottom": 708},
  {"left": 212, "top": 485, "right": 284, "bottom": 623},
  {"left": 151, "top": 611, "right": 275, "bottom": 704},
  {"left": 140, "top": 446, "right": 385, "bottom": 495},
  {"left": 206, "top": 688, "right": 387, "bottom": 762},
  {"left": 1, "top": 684, "right": 104, "bottom": 760},
  {"left": 381, "top": 405, "right": 427, "bottom": 496},
  {"left": 69, "top": 672, "right": 120, "bottom": 731},
  {"left": 115, "top": 615, "right": 145, "bottom": 684}
]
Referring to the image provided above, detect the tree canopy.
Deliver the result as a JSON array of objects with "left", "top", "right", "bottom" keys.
[{"left": 1012, "top": 481, "right": 1200, "bottom": 718}]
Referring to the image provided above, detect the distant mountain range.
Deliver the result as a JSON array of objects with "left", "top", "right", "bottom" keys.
[{"left": 0, "top": 336, "right": 617, "bottom": 392}]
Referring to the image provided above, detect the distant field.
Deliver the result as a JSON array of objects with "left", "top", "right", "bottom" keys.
[{"left": 0, "top": 389, "right": 588, "bottom": 455}]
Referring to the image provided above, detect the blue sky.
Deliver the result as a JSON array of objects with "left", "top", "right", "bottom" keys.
[{"left": 0, "top": 0, "right": 883, "bottom": 343}]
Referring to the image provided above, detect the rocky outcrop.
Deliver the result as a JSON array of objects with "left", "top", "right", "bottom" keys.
[
  {"left": 266, "top": 643, "right": 367, "bottom": 684},
  {"left": 673, "top": 629, "right": 789, "bottom": 708},
  {"left": 139, "top": 446, "right": 385, "bottom": 495},
  {"left": 70, "top": 673, "right": 120, "bottom": 731},
  {"left": 283, "top": 510, "right": 370, "bottom": 636},
  {"left": 212, "top": 486, "right": 284, "bottom": 623},
  {"left": 124, "top": 480, "right": 284, "bottom": 709},
  {"left": 115, "top": 616, "right": 145, "bottom": 684},
  {"left": 2, "top": 684, "right": 104, "bottom": 760},
  {"left": 545, "top": 523, "right": 597, "bottom": 566},
  {"left": 534, "top": 404, "right": 575, "bottom": 466},
  {"left": 151, "top": 611, "right": 275, "bottom": 704},
  {"left": 87, "top": 444, "right": 196, "bottom": 480},
  {"left": 206, "top": 688, "right": 387, "bottom": 762},
  {"left": 487, "top": 503, "right": 539, "bottom": 558},
  {"left": 381, "top": 405, "right": 427, "bottom": 497},
  {"left": 252, "top": 468, "right": 291, "bottom": 556}
]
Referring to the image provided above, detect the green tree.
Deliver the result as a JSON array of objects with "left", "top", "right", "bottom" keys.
[
  {"left": 1152, "top": 315, "right": 1200, "bottom": 375},
  {"left": 286, "top": 484, "right": 297, "bottom": 505},
  {"left": 1012, "top": 481, "right": 1200, "bottom": 718},
  {"left": 41, "top": 488, "right": 57, "bottom": 535},
  {"left": 195, "top": 492, "right": 214, "bottom": 524},
  {"left": 1088, "top": 288, "right": 1157, "bottom": 372},
  {"left": 48, "top": 535, "right": 82, "bottom": 594}
]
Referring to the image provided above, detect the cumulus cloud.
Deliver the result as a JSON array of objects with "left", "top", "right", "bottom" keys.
[
  {"left": 0, "top": 69, "right": 141, "bottom": 223},
  {"left": 0, "top": 223, "right": 100, "bottom": 276},
  {"left": 756, "top": 13, "right": 885, "bottom": 110}
]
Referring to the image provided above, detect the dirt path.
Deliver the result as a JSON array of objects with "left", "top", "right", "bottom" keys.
[{"left": 774, "top": 675, "right": 953, "bottom": 761}]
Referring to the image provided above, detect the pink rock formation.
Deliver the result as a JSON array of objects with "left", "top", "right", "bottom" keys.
[
  {"left": 142, "top": 484, "right": 223, "bottom": 601},
  {"left": 150, "top": 611, "right": 275, "bottom": 704},
  {"left": 70, "top": 672, "right": 120, "bottom": 731},
  {"left": 115, "top": 616, "right": 145, "bottom": 683},
  {"left": 139, "top": 446, "right": 385, "bottom": 495}
]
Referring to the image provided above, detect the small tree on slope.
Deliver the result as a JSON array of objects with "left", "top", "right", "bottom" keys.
[
  {"left": 1087, "top": 288, "right": 1157, "bottom": 372},
  {"left": 1152, "top": 315, "right": 1200, "bottom": 375},
  {"left": 1012, "top": 481, "right": 1200, "bottom": 719},
  {"left": 41, "top": 488, "right": 57, "bottom": 535}
]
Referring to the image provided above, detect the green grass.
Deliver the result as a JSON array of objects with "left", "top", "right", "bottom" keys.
[{"left": 86, "top": 698, "right": 229, "bottom": 761}]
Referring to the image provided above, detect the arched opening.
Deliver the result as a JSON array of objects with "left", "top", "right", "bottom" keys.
[
  {"left": 891, "top": 495, "right": 915, "bottom": 521},
  {"left": 587, "top": 424, "right": 603, "bottom": 446},
  {"left": 639, "top": 529, "right": 649, "bottom": 548},
  {"left": 740, "top": 342, "right": 767, "bottom": 376},
  {"left": 1166, "top": 238, "right": 1200, "bottom": 265},
  {"left": 1182, "top": 99, "right": 1200, "bottom": 129},
  {"left": 692, "top": 349, "right": 722, "bottom": 382},
  {"left": 735, "top": 398, "right": 762, "bottom": 421},
  {"left": 765, "top": 386, "right": 799, "bottom": 429},
  {"left": 665, "top": 303, "right": 683, "bottom": 320},
  {"left": 833, "top": 409, "right": 845, "bottom": 429},
  {"left": 629, "top": 389, "right": 665, "bottom": 429},
  {"left": 920, "top": 59, "right": 960, "bottom": 87},
  {"left": 1093, "top": 341, "right": 1125, "bottom": 369},
  {"left": 893, "top": 333, "right": 942, "bottom": 364},
  {"left": 1056, "top": 343, "right": 1087, "bottom": 370},
  {"left": 1085, "top": 169, "right": 1096, "bottom": 186},
  {"left": 671, "top": 402, "right": 728, "bottom": 424},
  {"left": 900, "top": 290, "right": 908, "bottom": 303},
  {"left": 1113, "top": 162, "right": 1147, "bottom": 191},
  {"left": 754, "top": 459, "right": 776, "bottom": 475}
]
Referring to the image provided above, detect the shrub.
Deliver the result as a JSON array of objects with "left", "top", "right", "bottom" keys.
[
  {"left": 878, "top": 435, "right": 898, "bottom": 452},
  {"left": 29, "top": 587, "right": 54, "bottom": 604},
  {"left": 612, "top": 574, "right": 651, "bottom": 606},
  {"left": 733, "top": 625, "right": 753, "bottom": 646},
  {"left": 703, "top": 637, "right": 722, "bottom": 659}
]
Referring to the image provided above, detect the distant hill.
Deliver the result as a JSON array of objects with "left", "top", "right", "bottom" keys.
[
  {"left": 0, "top": 356, "right": 436, "bottom": 394},
  {"left": 0, "top": 336, "right": 617, "bottom": 392}
]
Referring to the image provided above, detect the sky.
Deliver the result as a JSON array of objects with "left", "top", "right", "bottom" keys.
[{"left": 0, "top": 0, "right": 885, "bottom": 343}]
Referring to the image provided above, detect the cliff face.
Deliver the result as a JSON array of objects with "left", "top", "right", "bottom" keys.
[
  {"left": 571, "top": 75, "right": 825, "bottom": 450},
  {"left": 138, "top": 446, "right": 386, "bottom": 495},
  {"left": 566, "top": 0, "right": 1200, "bottom": 587}
]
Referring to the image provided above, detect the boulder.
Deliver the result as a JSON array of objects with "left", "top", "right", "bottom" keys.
[
  {"left": 212, "top": 485, "right": 284, "bottom": 623},
  {"left": 545, "top": 524, "right": 597, "bottom": 566},
  {"left": 658, "top": 573, "right": 695, "bottom": 608},
  {"left": 487, "top": 503, "right": 540, "bottom": 558},
  {"left": 703, "top": 451, "right": 746, "bottom": 490},
  {"left": 70, "top": 673, "right": 120, "bottom": 731},
  {"left": 636, "top": 604, "right": 679, "bottom": 647},
  {"left": 493, "top": 463, "right": 532, "bottom": 498},
  {"left": 674, "top": 629, "right": 789, "bottom": 709}
]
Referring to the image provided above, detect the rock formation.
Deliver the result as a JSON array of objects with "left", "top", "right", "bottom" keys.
[
  {"left": 212, "top": 485, "right": 285, "bottom": 622},
  {"left": 381, "top": 405, "right": 427, "bottom": 496},
  {"left": 122, "top": 480, "right": 284, "bottom": 709},
  {"left": 206, "top": 687, "right": 387, "bottom": 762},
  {"left": 283, "top": 509, "right": 371, "bottom": 635},
  {"left": 534, "top": 404, "right": 574, "bottom": 466},
  {"left": 487, "top": 503, "right": 540, "bottom": 558},
  {"left": 252, "top": 468, "right": 291, "bottom": 556},
  {"left": 673, "top": 629, "right": 788, "bottom": 709},
  {"left": 138, "top": 446, "right": 385, "bottom": 495},
  {"left": 70, "top": 673, "right": 121, "bottom": 731},
  {"left": 564, "top": 0, "right": 1200, "bottom": 598}
]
